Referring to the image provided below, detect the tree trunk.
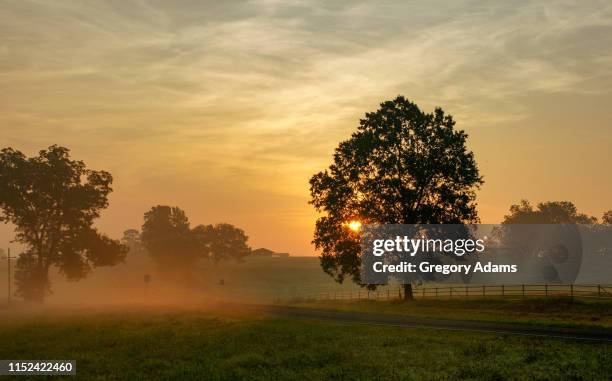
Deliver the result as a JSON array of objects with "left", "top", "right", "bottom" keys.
[{"left": 403, "top": 283, "right": 414, "bottom": 300}]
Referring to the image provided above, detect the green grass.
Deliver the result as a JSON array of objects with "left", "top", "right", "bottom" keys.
[
  {"left": 0, "top": 308, "right": 610, "bottom": 380},
  {"left": 289, "top": 297, "right": 612, "bottom": 329}
]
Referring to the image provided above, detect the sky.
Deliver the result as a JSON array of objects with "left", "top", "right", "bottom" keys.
[{"left": 1, "top": 0, "right": 612, "bottom": 256}]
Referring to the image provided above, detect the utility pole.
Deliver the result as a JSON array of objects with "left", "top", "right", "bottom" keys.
[{"left": 7, "top": 247, "right": 12, "bottom": 305}]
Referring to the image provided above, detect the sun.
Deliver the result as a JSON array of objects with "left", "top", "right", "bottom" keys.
[{"left": 347, "top": 220, "right": 362, "bottom": 232}]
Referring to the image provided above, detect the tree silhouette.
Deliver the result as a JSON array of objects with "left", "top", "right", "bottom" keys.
[
  {"left": 0, "top": 145, "right": 127, "bottom": 301},
  {"left": 502, "top": 200, "right": 597, "bottom": 224},
  {"left": 121, "top": 229, "right": 146, "bottom": 257},
  {"left": 192, "top": 223, "right": 251, "bottom": 264},
  {"left": 309, "top": 96, "right": 483, "bottom": 299},
  {"left": 141, "top": 206, "right": 197, "bottom": 275},
  {"left": 497, "top": 201, "right": 600, "bottom": 283},
  {"left": 602, "top": 210, "right": 612, "bottom": 225},
  {"left": 141, "top": 206, "right": 251, "bottom": 279}
]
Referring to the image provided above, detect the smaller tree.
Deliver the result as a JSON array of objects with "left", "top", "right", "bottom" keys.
[
  {"left": 498, "top": 200, "right": 602, "bottom": 283},
  {"left": 14, "top": 251, "right": 49, "bottom": 301},
  {"left": 141, "top": 206, "right": 197, "bottom": 273},
  {"left": 121, "top": 229, "right": 146, "bottom": 257},
  {"left": 602, "top": 210, "right": 612, "bottom": 225},
  {"left": 502, "top": 200, "right": 597, "bottom": 224},
  {"left": 193, "top": 223, "right": 251, "bottom": 264},
  {"left": 141, "top": 206, "right": 252, "bottom": 279}
]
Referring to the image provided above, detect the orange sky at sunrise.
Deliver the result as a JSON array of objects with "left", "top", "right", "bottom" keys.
[{"left": 1, "top": 1, "right": 612, "bottom": 255}]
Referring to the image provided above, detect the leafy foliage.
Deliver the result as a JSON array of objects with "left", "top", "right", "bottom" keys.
[
  {"left": 502, "top": 200, "right": 597, "bottom": 224},
  {"left": 141, "top": 206, "right": 197, "bottom": 271},
  {"left": 121, "top": 229, "right": 146, "bottom": 257},
  {"left": 0, "top": 145, "right": 127, "bottom": 301},
  {"left": 192, "top": 223, "right": 251, "bottom": 264},
  {"left": 602, "top": 210, "right": 612, "bottom": 225},
  {"left": 309, "top": 96, "right": 483, "bottom": 292},
  {"left": 141, "top": 206, "right": 251, "bottom": 276}
]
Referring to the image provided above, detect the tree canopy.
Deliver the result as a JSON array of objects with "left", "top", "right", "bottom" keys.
[
  {"left": 502, "top": 200, "right": 597, "bottom": 224},
  {"left": 602, "top": 210, "right": 612, "bottom": 225},
  {"left": 141, "top": 206, "right": 251, "bottom": 277},
  {"left": 121, "top": 229, "right": 146, "bottom": 258},
  {"left": 141, "top": 206, "right": 197, "bottom": 271},
  {"left": 192, "top": 223, "right": 251, "bottom": 264},
  {"left": 309, "top": 96, "right": 483, "bottom": 298},
  {"left": 0, "top": 145, "right": 127, "bottom": 301}
]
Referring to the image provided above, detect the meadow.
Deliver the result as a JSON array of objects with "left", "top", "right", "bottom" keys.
[
  {"left": 0, "top": 307, "right": 610, "bottom": 381},
  {"left": 290, "top": 297, "right": 612, "bottom": 329},
  {"left": 1, "top": 256, "right": 611, "bottom": 380}
]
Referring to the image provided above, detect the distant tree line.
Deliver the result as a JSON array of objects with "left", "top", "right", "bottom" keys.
[
  {"left": 502, "top": 200, "right": 611, "bottom": 225},
  {"left": 122, "top": 205, "right": 251, "bottom": 279}
]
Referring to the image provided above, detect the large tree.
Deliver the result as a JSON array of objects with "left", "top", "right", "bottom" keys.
[
  {"left": 0, "top": 145, "right": 127, "bottom": 301},
  {"left": 309, "top": 96, "right": 483, "bottom": 299}
]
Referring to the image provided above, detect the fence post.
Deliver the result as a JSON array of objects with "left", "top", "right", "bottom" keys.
[
  {"left": 545, "top": 284, "right": 548, "bottom": 297},
  {"left": 502, "top": 285, "right": 505, "bottom": 297},
  {"left": 598, "top": 285, "right": 601, "bottom": 298},
  {"left": 570, "top": 284, "right": 574, "bottom": 300}
]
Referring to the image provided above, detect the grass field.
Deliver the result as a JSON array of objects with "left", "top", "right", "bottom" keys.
[
  {"left": 0, "top": 308, "right": 610, "bottom": 380},
  {"left": 289, "top": 297, "right": 612, "bottom": 329},
  {"left": 1, "top": 256, "right": 611, "bottom": 380}
]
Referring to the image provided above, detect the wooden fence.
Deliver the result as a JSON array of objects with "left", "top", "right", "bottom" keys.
[{"left": 293, "top": 284, "right": 612, "bottom": 302}]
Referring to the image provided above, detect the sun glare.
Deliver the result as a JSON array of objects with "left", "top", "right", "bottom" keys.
[{"left": 347, "top": 220, "right": 362, "bottom": 232}]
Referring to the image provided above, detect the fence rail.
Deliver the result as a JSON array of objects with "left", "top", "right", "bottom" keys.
[{"left": 291, "top": 284, "right": 612, "bottom": 302}]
